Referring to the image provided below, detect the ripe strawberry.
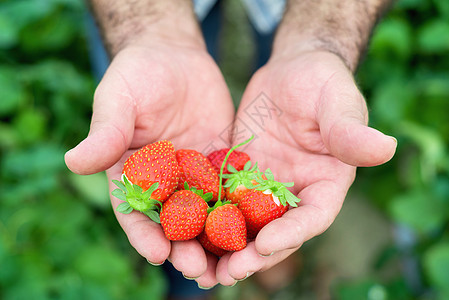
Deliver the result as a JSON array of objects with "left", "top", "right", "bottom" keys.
[
  {"left": 160, "top": 189, "right": 209, "bottom": 241},
  {"left": 222, "top": 161, "right": 261, "bottom": 205},
  {"left": 176, "top": 149, "right": 221, "bottom": 201},
  {"left": 205, "top": 204, "right": 247, "bottom": 251},
  {"left": 112, "top": 140, "right": 179, "bottom": 222},
  {"left": 207, "top": 148, "right": 250, "bottom": 175},
  {"left": 238, "top": 169, "right": 301, "bottom": 239},
  {"left": 123, "top": 140, "right": 179, "bottom": 202},
  {"left": 197, "top": 231, "right": 228, "bottom": 257}
]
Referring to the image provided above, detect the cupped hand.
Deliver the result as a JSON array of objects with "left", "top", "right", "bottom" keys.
[
  {"left": 65, "top": 43, "right": 235, "bottom": 285},
  {"left": 213, "top": 51, "right": 397, "bottom": 285}
]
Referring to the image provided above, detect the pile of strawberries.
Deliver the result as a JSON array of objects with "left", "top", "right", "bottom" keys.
[{"left": 112, "top": 138, "right": 300, "bottom": 257}]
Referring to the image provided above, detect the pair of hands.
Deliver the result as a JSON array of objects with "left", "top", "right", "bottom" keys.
[{"left": 65, "top": 41, "right": 396, "bottom": 288}]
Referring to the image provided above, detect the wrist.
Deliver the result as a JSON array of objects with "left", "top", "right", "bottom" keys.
[
  {"left": 271, "top": 0, "right": 392, "bottom": 72},
  {"left": 90, "top": 0, "right": 205, "bottom": 56}
]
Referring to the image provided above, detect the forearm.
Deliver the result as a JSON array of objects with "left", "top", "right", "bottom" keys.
[
  {"left": 273, "top": 0, "right": 393, "bottom": 71},
  {"left": 89, "top": 0, "right": 205, "bottom": 56}
]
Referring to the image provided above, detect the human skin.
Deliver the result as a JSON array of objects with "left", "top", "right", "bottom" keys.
[
  {"left": 195, "top": 0, "right": 396, "bottom": 286},
  {"left": 65, "top": 0, "right": 234, "bottom": 285},
  {"left": 65, "top": 0, "right": 396, "bottom": 289}
]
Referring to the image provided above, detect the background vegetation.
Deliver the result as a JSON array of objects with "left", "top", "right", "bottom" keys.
[{"left": 0, "top": 0, "right": 448, "bottom": 299}]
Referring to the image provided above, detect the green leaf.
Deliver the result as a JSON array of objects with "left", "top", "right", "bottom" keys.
[
  {"left": 0, "top": 67, "right": 27, "bottom": 116},
  {"left": 133, "top": 184, "right": 143, "bottom": 194},
  {"left": 116, "top": 202, "right": 133, "bottom": 214},
  {"left": 111, "top": 180, "right": 125, "bottom": 191},
  {"left": 423, "top": 243, "right": 449, "bottom": 292},
  {"left": 143, "top": 182, "right": 159, "bottom": 198},
  {"left": 203, "top": 192, "right": 213, "bottom": 202},
  {"left": 69, "top": 172, "right": 109, "bottom": 208},
  {"left": 389, "top": 189, "right": 447, "bottom": 233},
  {"left": 264, "top": 169, "right": 275, "bottom": 181},
  {"left": 144, "top": 210, "right": 161, "bottom": 223},
  {"left": 243, "top": 160, "right": 252, "bottom": 171},
  {"left": 227, "top": 164, "right": 238, "bottom": 173},
  {"left": 418, "top": 19, "right": 449, "bottom": 54},
  {"left": 111, "top": 189, "right": 126, "bottom": 201}
]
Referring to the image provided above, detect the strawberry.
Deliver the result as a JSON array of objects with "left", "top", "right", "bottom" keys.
[
  {"left": 160, "top": 189, "right": 209, "bottom": 241},
  {"left": 207, "top": 148, "right": 250, "bottom": 175},
  {"left": 111, "top": 140, "right": 179, "bottom": 222},
  {"left": 222, "top": 161, "right": 261, "bottom": 205},
  {"left": 176, "top": 149, "right": 221, "bottom": 201},
  {"left": 205, "top": 203, "right": 247, "bottom": 251},
  {"left": 238, "top": 169, "right": 301, "bottom": 239},
  {"left": 197, "top": 231, "right": 228, "bottom": 257}
]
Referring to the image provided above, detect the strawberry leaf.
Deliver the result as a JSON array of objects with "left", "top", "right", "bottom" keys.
[
  {"left": 112, "top": 179, "right": 126, "bottom": 191},
  {"left": 243, "top": 160, "right": 252, "bottom": 171},
  {"left": 227, "top": 164, "right": 238, "bottom": 174},
  {"left": 116, "top": 202, "right": 133, "bottom": 214},
  {"left": 144, "top": 209, "right": 161, "bottom": 223},
  {"left": 264, "top": 168, "right": 275, "bottom": 181},
  {"left": 203, "top": 192, "right": 213, "bottom": 202},
  {"left": 111, "top": 188, "right": 126, "bottom": 201},
  {"left": 113, "top": 175, "right": 162, "bottom": 214}
]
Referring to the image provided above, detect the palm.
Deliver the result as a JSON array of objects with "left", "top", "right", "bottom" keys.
[
  {"left": 213, "top": 52, "right": 395, "bottom": 285},
  {"left": 99, "top": 45, "right": 235, "bottom": 154},
  {"left": 95, "top": 45, "right": 235, "bottom": 280},
  {"left": 235, "top": 52, "right": 357, "bottom": 194}
]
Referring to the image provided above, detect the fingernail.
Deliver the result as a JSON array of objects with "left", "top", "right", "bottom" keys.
[
  {"left": 183, "top": 273, "right": 199, "bottom": 280},
  {"left": 197, "top": 283, "right": 214, "bottom": 290},
  {"left": 258, "top": 251, "right": 274, "bottom": 258},
  {"left": 387, "top": 135, "right": 397, "bottom": 144},
  {"left": 146, "top": 259, "right": 164, "bottom": 266},
  {"left": 238, "top": 271, "right": 254, "bottom": 282}
]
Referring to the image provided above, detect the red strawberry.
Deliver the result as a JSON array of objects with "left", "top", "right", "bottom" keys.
[
  {"left": 197, "top": 231, "right": 228, "bottom": 257},
  {"left": 112, "top": 140, "right": 179, "bottom": 222},
  {"left": 160, "top": 190, "right": 209, "bottom": 241},
  {"left": 238, "top": 169, "right": 301, "bottom": 239},
  {"left": 205, "top": 204, "right": 247, "bottom": 251},
  {"left": 176, "top": 149, "right": 221, "bottom": 201},
  {"left": 123, "top": 140, "right": 179, "bottom": 202},
  {"left": 207, "top": 148, "right": 250, "bottom": 175}
]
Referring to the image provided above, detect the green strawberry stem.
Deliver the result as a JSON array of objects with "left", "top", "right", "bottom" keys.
[{"left": 212, "top": 135, "right": 255, "bottom": 212}]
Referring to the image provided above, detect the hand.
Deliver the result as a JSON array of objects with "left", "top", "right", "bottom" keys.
[
  {"left": 64, "top": 42, "right": 235, "bottom": 284},
  {"left": 211, "top": 51, "right": 397, "bottom": 285}
]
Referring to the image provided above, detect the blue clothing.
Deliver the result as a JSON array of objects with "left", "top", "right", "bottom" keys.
[{"left": 194, "top": 0, "right": 286, "bottom": 34}]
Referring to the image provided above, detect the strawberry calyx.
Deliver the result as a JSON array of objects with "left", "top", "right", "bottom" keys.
[
  {"left": 254, "top": 168, "right": 301, "bottom": 207},
  {"left": 182, "top": 182, "right": 213, "bottom": 202},
  {"left": 217, "top": 135, "right": 255, "bottom": 201},
  {"left": 112, "top": 175, "right": 162, "bottom": 223},
  {"left": 222, "top": 161, "right": 260, "bottom": 193}
]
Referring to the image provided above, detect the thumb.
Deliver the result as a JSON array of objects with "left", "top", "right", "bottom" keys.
[
  {"left": 65, "top": 74, "right": 135, "bottom": 175},
  {"left": 318, "top": 72, "right": 397, "bottom": 167}
]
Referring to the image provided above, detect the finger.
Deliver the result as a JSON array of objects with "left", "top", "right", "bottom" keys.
[
  {"left": 195, "top": 252, "right": 219, "bottom": 289},
  {"left": 215, "top": 253, "right": 237, "bottom": 286},
  {"left": 318, "top": 71, "right": 397, "bottom": 167},
  {"left": 169, "top": 240, "right": 208, "bottom": 279},
  {"left": 109, "top": 184, "right": 171, "bottom": 264},
  {"left": 254, "top": 179, "right": 348, "bottom": 256},
  {"left": 65, "top": 70, "right": 136, "bottom": 175},
  {"left": 219, "top": 242, "right": 297, "bottom": 284}
]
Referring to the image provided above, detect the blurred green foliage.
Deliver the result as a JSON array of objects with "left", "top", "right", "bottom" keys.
[
  {"left": 340, "top": 0, "right": 449, "bottom": 299},
  {"left": 0, "top": 0, "right": 166, "bottom": 299}
]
